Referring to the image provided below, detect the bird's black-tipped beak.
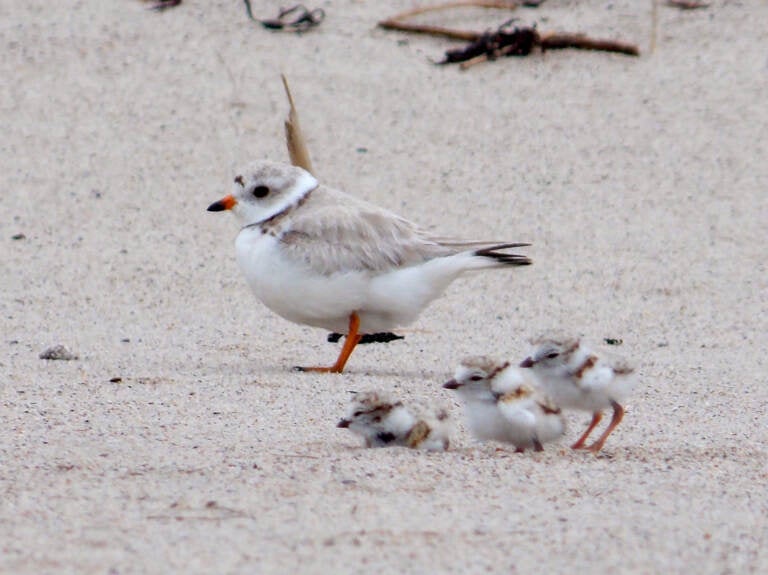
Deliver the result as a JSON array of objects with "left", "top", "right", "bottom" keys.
[
  {"left": 519, "top": 357, "right": 534, "bottom": 368},
  {"left": 207, "top": 195, "right": 237, "bottom": 212},
  {"left": 443, "top": 379, "right": 461, "bottom": 390},
  {"left": 337, "top": 419, "right": 351, "bottom": 428}
]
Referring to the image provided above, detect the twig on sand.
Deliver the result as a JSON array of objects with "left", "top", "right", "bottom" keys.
[
  {"left": 440, "top": 22, "right": 639, "bottom": 68},
  {"left": 144, "top": 0, "right": 182, "bottom": 11},
  {"left": 539, "top": 31, "right": 640, "bottom": 56},
  {"left": 379, "top": 1, "right": 639, "bottom": 67},
  {"left": 379, "top": 1, "right": 519, "bottom": 41},
  {"left": 666, "top": 0, "right": 710, "bottom": 9},
  {"left": 244, "top": 2, "right": 325, "bottom": 31}
]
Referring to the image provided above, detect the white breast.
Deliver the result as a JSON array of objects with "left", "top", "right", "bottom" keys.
[
  {"left": 463, "top": 401, "right": 508, "bottom": 442},
  {"left": 233, "top": 225, "right": 475, "bottom": 334},
  {"left": 235, "top": 227, "right": 370, "bottom": 333}
]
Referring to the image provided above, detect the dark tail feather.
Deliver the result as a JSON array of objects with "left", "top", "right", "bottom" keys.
[{"left": 475, "top": 243, "right": 532, "bottom": 266}]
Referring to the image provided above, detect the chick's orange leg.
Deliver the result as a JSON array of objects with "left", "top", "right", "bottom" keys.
[
  {"left": 571, "top": 412, "right": 603, "bottom": 449},
  {"left": 295, "top": 312, "right": 362, "bottom": 374},
  {"left": 586, "top": 401, "right": 625, "bottom": 453}
]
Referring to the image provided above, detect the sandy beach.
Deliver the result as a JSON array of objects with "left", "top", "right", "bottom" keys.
[{"left": 2, "top": 1, "right": 767, "bottom": 573}]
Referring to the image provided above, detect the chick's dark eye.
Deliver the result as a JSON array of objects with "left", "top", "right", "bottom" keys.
[
  {"left": 546, "top": 352, "right": 559, "bottom": 359},
  {"left": 469, "top": 375, "right": 483, "bottom": 382},
  {"left": 252, "top": 185, "right": 269, "bottom": 198}
]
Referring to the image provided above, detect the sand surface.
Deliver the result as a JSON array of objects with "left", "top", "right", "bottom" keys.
[{"left": 2, "top": 1, "right": 767, "bottom": 573}]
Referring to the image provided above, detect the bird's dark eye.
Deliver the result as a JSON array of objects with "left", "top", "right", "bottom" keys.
[
  {"left": 546, "top": 352, "right": 559, "bottom": 359},
  {"left": 252, "top": 185, "right": 269, "bottom": 198},
  {"left": 352, "top": 411, "right": 363, "bottom": 418},
  {"left": 469, "top": 375, "right": 483, "bottom": 382}
]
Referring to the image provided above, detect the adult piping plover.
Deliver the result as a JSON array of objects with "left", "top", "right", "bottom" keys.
[
  {"left": 208, "top": 160, "right": 531, "bottom": 373},
  {"left": 519, "top": 336, "right": 636, "bottom": 453},
  {"left": 443, "top": 356, "right": 565, "bottom": 452},
  {"left": 337, "top": 391, "right": 451, "bottom": 451}
]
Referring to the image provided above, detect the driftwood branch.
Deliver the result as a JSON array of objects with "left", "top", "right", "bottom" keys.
[
  {"left": 666, "top": 0, "right": 710, "bottom": 9},
  {"left": 378, "top": 1, "right": 639, "bottom": 65},
  {"left": 144, "top": 0, "right": 182, "bottom": 10},
  {"left": 539, "top": 32, "right": 640, "bottom": 56},
  {"left": 383, "top": 0, "right": 519, "bottom": 20},
  {"left": 379, "top": 20, "right": 482, "bottom": 41},
  {"left": 378, "top": 1, "right": 518, "bottom": 41},
  {"left": 447, "top": 24, "right": 639, "bottom": 69}
]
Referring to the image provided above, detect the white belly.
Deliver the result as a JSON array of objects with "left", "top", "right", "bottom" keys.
[
  {"left": 234, "top": 229, "right": 461, "bottom": 333},
  {"left": 539, "top": 376, "right": 613, "bottom": 413},
  {"left": 465, "top": 402, "right": 534, "bottom": 447}
]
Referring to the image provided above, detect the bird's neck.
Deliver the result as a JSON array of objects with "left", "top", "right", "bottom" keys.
[{"left": 242, "top": 173, "right": 318, "bottom": 231}]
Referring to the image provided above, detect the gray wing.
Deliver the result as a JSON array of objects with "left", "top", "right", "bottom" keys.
[{"left": 276, "top": 189, "right": 455, "bottom": 275}]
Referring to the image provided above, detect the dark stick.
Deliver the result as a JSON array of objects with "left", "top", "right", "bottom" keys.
[
  {"left": 378, "top": 19, "right": 482, "bottom": 41},
  {"left": 666, "top": 0, "right": 710, "bottom": 9},
  {"left": 540, "top": 33, "right": 640, "bottom": 56},
  {"left": 243, "top": 0, "right": 257, "bottom": 21}
]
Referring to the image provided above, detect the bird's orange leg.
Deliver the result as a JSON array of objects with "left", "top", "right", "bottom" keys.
[
  {"left": 571, "top": 412, "right": 603, "bottom": 449},
  {"left": 295, "top": 312, "right": 362, "bottom": 373},
  {"left": 586, "top": 401, "right": 624, "bottom": 453}
]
